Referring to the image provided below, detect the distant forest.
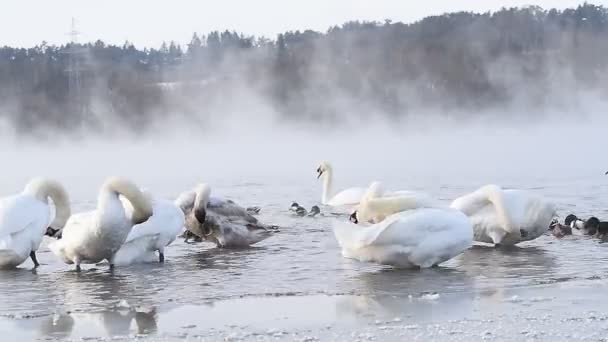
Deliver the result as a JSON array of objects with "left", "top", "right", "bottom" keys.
[{"left": 2, "top": 3, "right": 608, "bottom": 135}]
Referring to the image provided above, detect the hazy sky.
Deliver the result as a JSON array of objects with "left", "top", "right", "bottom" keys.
[{"left": 1, "top": 0, "right": 606, "bottom": 48}]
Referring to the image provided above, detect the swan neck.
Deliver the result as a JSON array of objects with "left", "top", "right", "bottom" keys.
[
  {"left": 359, "top": 195, "right": 419, "bottom": 223},
  {"left": 322, "top": 170, "right": 333, "bottom": 204},
  {"left": 193, "top": 184, "right": 211, "bottom": 212},
  {"left": 483, "top": 186, "right": 513, "bottom": 231},
  {"left": 24, "top": 179, "right": 71, "bottom": 229},
  {"left": 102, "top": 178, "right": 152, "bottom": 225},
  {"left": 175, "top": 190, "right": 196, "bottom": 212}
]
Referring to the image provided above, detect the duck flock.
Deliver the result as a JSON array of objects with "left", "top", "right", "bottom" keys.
[{"left": 0, "top": 161, "right": 606, "bottom": 271}]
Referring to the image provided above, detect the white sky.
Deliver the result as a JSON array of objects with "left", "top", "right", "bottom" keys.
[{"left": 1, "top": 0, "right": 606, "bottom": 48}]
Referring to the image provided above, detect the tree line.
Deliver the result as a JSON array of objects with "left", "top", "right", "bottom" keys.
[{"left": 1, "top": 3, "right": 607, "bottom": 135}]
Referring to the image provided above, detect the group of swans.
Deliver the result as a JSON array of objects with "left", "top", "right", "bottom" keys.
[
  {"left": 0, "top": 178, "right": 277, "bottom": 270},
  {"left": 0, "top": 161, "right": 561, "bottom": 271},
  {"left": 320, "top": 162, "right": 556, "bottom": 268}
]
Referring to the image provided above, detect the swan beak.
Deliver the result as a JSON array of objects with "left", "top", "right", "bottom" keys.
[
  {"left": 349, "top": 212, "right": 359, "bottom": 224},
  {"left": 316, "top": 168, "right": 323, "bottom": 179},
  {"left": 46, "top": 227, "right": 59, "bottom": 238}
]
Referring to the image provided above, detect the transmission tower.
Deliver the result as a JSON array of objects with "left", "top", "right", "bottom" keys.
[{"left": 63, "top": 18, "right": 89, "bottom": 117}]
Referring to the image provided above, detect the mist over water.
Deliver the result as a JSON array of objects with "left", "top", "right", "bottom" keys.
[
  {"left": 1, "top": 104, "right": 605, "bottom": 203},
  {"left": 3, "top": 5, "right": 608, "bottom": 341}
]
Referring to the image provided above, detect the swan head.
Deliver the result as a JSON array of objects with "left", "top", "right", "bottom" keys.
[
  {"left": 349, "top": 211, "right": 359, "bottom": 224},
  {"left": 316, "top": 162, "right": 332, "bottom": 179},
  {"left": 605, "top": 171, "right": 608, "bottom": 175}
]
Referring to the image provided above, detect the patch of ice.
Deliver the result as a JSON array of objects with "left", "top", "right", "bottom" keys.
[{"left": 420, "top": 293, "right": 440, "bottom": 301}]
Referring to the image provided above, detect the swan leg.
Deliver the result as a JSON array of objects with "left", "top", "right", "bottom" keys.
[
  {"left": 158, "top": 252, "right": 165, "bottom": 263},
  {"left": 29, "top": 251, "right": 40, "bottom": 268}
]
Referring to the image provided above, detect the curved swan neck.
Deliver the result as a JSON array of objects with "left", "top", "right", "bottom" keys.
[
  {"left": 358, "top": 195, "right": 419, "bottom": 223},
  {"left": 321, "top": 168, "right": 333, "bottom": 204},
  {"left": 193, "top": 184, "right": 211, "bottom": 211},
  {"left": 23, "top": 178, "right": 71, "bottom": 229},
  {"left": 175, "top": 190, "right": 196, "bottom": 212},
  {"left": 101, "top": 178, "right": 153, "bottom": 225},
  {"left": 192, "top": 184, "right": 211, "bottom": 224},
  {"left": 480, "top": 185, "right": 513, "bottom": 231}
]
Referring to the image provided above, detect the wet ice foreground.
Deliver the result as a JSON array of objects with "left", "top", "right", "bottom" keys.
[
  {"left": 3, "top": 280, "right": 608, "bottom": 341},
  {"left": 1, "top": 179, "right": 608, "bottom": 341}
]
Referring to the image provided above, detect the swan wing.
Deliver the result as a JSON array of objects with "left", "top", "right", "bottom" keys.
[
  {"left": 113, "top": 235, "right": 161, "bottom": 266},
  {"left": 57, "top": 211, "right": 97, "bottom": 245},
  {"left": 334, "top": 208, "right": 473, "bottom": 267},
  {"left": 328, "top": 187, "right": 367, "bottom": 206},
  {"left": 47, "top": 211, "right": 98, "bottom": 264},
  {"left": 125, "top": 198, "right": 185, "bottom": 244},
  {"left": 0, "top": 195, "right": 49, "bottom": 249},
  {"left": 204, "top": 211, "right": 276, "bottom": 247},
  {"left": 503, "top": 190, "right": 556, "bottom": 238},
  {"left": 208, "top": 197, "right": 258, "bottom": 223}
]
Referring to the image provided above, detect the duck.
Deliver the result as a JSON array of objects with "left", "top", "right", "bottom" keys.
[
  {"left": 289, "top": 202, "right": 322, "bottom": 217},
  {"left": 176, "top": 184, "right": 278, "bottom": 248},
  {"left": 334, "top": 191, "right": 473, "bottom": 268},
  {"left": 588, "top": 217, "right": 608, "bottom": 239},
  {"left": 112, "top": 192, "right": 185, "bottom": 265},
  {"left": 308, "top": 205, "right": 321, "bottom": 217},
  {"left": 564, "top": 214, "right": 596, "bottom": 236},
  {"left": 450, "top": 184, "right": 556, "bottom": 246},
  {"left": 49, "top": 177, "right": 153, "bottom": 271},
  {"left": 289, "top": 202, "right": 307, "bottom": 216},
  {"left": 549, "top": 219, "right": 572, "bottom": 238},
  {"left": 584, "top": 216, "right": 608, "bottom": 238},
  {"left": 0, "top": 178, "right": 70, "bottom": 268}
]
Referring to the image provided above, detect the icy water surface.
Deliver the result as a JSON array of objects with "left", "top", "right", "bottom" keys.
[{"left": 1, "top": 167, "right": 608, "bottom": 341}]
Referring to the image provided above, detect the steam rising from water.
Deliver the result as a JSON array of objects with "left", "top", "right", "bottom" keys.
[{"left": 1, "top": 107, "right": 605, "bottom": 204}]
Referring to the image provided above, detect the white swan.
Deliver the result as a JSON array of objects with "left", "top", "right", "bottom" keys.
[
  {"left": 112, "top": 192, "right": 185, "bottom": 266},
  {"left": 316, "top": 163, "right": 424, "bottom": 207},
  {"left": 316, "top": 161, "right": 366, "bottom": 206},
  {"left": 450, "top": 184, "right": 556, "bottom": 246},
  {"left": 0, "top": 178, "right": 70, "bottom": 268},
  {"left": 334, "top": 194, "right": 473, "bottom": 268},
  {"left": 176, "top": 184, "right": 278, "bottom": 248},
  {"left": 49, "top": 178, "right": 153, "bottom": 271}
]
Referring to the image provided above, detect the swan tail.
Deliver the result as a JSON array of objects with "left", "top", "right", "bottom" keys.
[{"left": 103, "top": 178, "right": 153, "bottom": 224}]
